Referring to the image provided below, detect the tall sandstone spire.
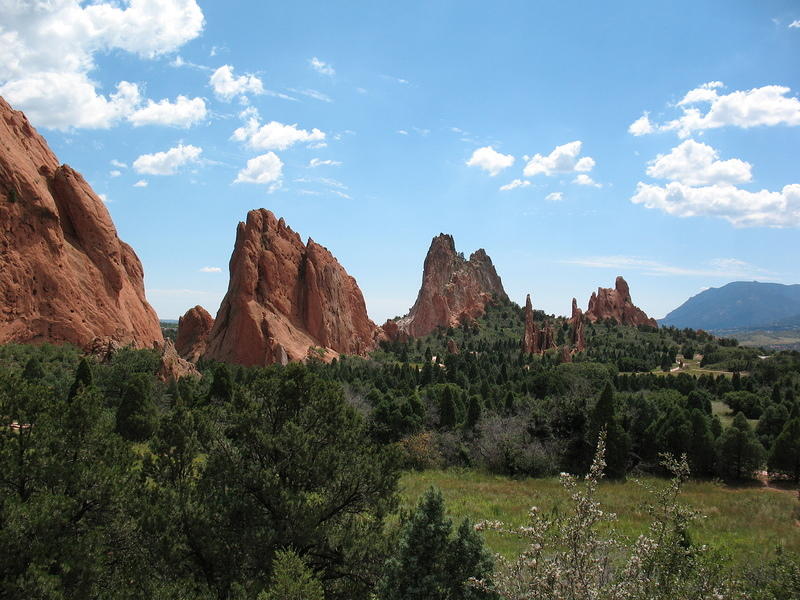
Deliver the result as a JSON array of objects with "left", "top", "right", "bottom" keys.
[
  {"left": 585, "top": 276, "right": 657, "bottom": 328},
  {"left": 204, "top": 209, "right": 379, "bottom": 366},
  {"left": 0, "top": 96, "right": 162, "bottom": 349},
  {"left": 385, "top": 233, "right": 508, "bottom": 339}
]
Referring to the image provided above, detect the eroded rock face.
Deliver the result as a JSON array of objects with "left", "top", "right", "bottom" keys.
[
  {"left": 0, "top": 96, "right": 163, "bottom": 349},
  {"left": 176, "top": 305, "right": 214, "bottom": 363},
  {"left": 521, "top": 294, "right": 557, "bottom": 355},
  {"left": 159, "top": 340, "right": 200, "bottom": 381},
  {"left": 570, "top": 298, "right": 586, "bottom": 353},
  {"left": 522, "top": 294, "right": 539, "bottom": 354},
  {"left": 585, "top": 276, "right": 657, "bottom": 328},
  {"left": 386, "top": 234, "right": 507, "bottom": 339},
  {"left": 204, "top": 209, "right": 378, "bottom": 366}
]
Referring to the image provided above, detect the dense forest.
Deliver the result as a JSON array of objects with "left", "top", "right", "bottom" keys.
[{"left": 2, "top": 299, "right": 800, "bottom": 598}]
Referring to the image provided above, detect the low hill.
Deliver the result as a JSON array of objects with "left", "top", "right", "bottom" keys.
[{"left": 660, "top": 281, "right": 800, "bottom": 331}]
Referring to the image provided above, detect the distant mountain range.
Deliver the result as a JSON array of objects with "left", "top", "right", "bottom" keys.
[{"left": 660, "top": 281, "right": 800, "bottom": 331}]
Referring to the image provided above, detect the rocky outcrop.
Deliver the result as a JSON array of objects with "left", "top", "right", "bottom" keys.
[
  {"left": 159, "top": 340, "right": 200, "bottom": 381},
  {"left": 176, "top": 305, "right": 214, "bottom": 362},
  {"left": 386, "top": 234, "right": 507, "bottom": 339},
  {"left": 522, "top": 294, "right": 539, "bottom": 354},
  {"left": 204, "top": 209, "right": 379, "bottom": 366},
  {"left": 585, "top": 276, "right": 657, "bottom": 328},
  {"left": 521, "top": 294, "right": 557, "bottom": 355},
  {"left": 570, "top": 298, "right": 586, "bottom": 353},
  {"left": 0, "top": 96, "right": 163, "bottom": 350},
  {"left": 447, "top": 338, "right": 459, "bottom": 355}
]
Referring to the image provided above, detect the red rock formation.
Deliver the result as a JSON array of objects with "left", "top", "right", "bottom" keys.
[
  {"left": 0, "top": 96, "right": 163, "bottom": 349},
  {"left": 447, "top": 338, "right": 459, "bottom": 354},
  {"left": 176, "top": 305, "right": 214, "bottom": 362},
  {"left": 204, "top": 209, "right": 378, "bottom": 366},
  {"left": 569, "top": 298, "right": 586, "bottom": 353},
  {"left": 522, "top": 294, "right": 538, "bottom": 354},
  {"left": 585, "top": 276, "right": 657, "bottom": 328},
  {"left": 386, "top": 234, "right": 507, "bottom": 339},
  {"left": 159, "top": 340, "right": 200, "bottom": 381},
  {"left": 521, "top": 294, "right": 558, "bottom": 355}
]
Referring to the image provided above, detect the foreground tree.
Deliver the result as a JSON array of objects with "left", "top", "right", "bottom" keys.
[
  {"left": 378, "top": 487, "right": 495, "bottom": 600},
  {"left": 142, "top": 363, "right": 400, "bottom": 599}
]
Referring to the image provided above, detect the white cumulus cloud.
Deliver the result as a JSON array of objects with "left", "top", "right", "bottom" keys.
[
  {"left": 466, "top": 146, "right": 515, "bottom": 176},
  {"left": 133, "top": 179, "right": 148, "bottom": 187},
  {"left": 523, "top": 141, "right": 595, "bottom": 177},
  {"left": 209, "top": 65, "right": 264, "bottom": 101},
  {"left": 499, "top": 179, "right": 530, "bottom": 191},
  {"left": 545, "top": 192, "right": 564, "bottom": 202},
  {"left": 645, "top": 140, "right": 752, "bottom": 186},
  {"left": 574, "top": 174, "right": 602, "bottom": 187},
  {"left": 133, "top": 144, "right": 202, "bottom": 175},
  {"left": 0, "top": 0, "right": 204, "bottom": 130},
  {"left": 631, "top": 181, "right": 800, "bottom": 228},
  {"left": 129, "top": 95, "right": 207, "bottom": 127},
  {"left": 232, "top": 112, "right": 325, "bottom": 150},
  {"left": 309, "top": 57, "right": 335, "bottom": 76},
  {"left": 789, "top": 20, "right": 800, "bottom": 28},
  {"left": 630, "top": 82, "right": 800, "bottom": 138},
  {"left": 628, "top": 112, "right": 655, "bottom": 136},
  {"left": 234, "top": 152, "right": 283, "bottom": 185}
]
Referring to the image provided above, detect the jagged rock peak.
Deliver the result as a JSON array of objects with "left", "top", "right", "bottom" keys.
[
  {"left": 203, "top": 208, "right": 379, "bottom": 366},
  {"left": 386, "top": 233, "right": 508, "bottom": 339},
  {"left": 569, "top": 297, "right": 586, "bottom": 352},
  {"left": 176, "top": 305, "right": 214, "bottom": 363},
  {"left": 522, "top": 294, "right": 538, "bottom": 354},
  {"left": 0, "top": 96, "right": 163, "bottom": 350},
  {"left": 585, "top": 275, "right": 657, "bottom": 328}
]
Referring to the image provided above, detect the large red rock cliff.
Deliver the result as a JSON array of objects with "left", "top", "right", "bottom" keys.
[
  {"left": 204, "top": 209, "right": 379, "bottom": 366},
  {"left": 585, "top": 276, "right": 657, "bottom": 328},
  {"left": 175, "top": 305, "right": 214, "bottom": 362},
  {"left": 0, "top": 96, "right": 163, "bottom": 349},
  {"left": 386, "top": 234, "right": 507, "bottom": 339}
]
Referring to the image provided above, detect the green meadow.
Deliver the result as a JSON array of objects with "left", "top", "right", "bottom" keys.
[{"left": 400, "top": 469, "right": 800, "bottom": 564}]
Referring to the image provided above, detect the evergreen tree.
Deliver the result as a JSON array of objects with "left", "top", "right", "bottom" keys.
[
  {"left": 716, "top": 413, "right": 765, "bottom": 480},
  {"left": 588, "top": 383, "right": 630, "bottom": 479},
  {"left": 768, "top": 418, "right": 800, "bottom": 482},
  {"left": 688, "top": 409, "right": 716, "bottom": 477},
  {"left": 68, "top": 357, "right": 94, "bottom": 401},
  {"left": 207, "top": 362, "right": 233, "bottom": 403},
  {"left": 378, "top": 487, "right": 494, "bottom": 600},
  {"left": 259, "top": 550, "right": 324, "bottom": 600},
  {"left": 439, "top": 387, "right": 457, "bottom": 429},
  {"left": 21, "top": 357, "right": 45, "bottom": 382},
  {"left": 115, "top": 372, "right": 157, "bottom": 441},
  {"left": 465, "top": 395, "right": 482, "bottom": 430}
]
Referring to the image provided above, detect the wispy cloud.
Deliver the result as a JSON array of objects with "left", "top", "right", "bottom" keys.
[
  {"left": 561, "top": 255, "right": 777, "bottom": 279},
  {"left": 199, "top": 266, "right": 221, "bottom": 273}
]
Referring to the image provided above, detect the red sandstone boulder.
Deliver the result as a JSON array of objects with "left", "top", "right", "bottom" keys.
[
  {"left": 386, "top": 234, "right": 507, "bottom": 339},
  {"left": 0, "top": 96, "right": 163, "bottom": 350},
  {"left": 204, "top": 209, "right": 378, "bottom": 366},
  {"left": 585, "top": 276, "right": 657, "bottom": 328},
  {"left": 176, "top": 305, "right": 214, "bottom": 362}
]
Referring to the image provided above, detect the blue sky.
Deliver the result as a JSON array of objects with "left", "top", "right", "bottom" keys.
[{"left": 2, "top": 0, "right": 799, "bottom": 321}]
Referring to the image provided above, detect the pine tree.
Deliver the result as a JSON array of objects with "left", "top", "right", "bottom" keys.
[
  {"left": 465, "top": 395, "right": 482, "bottom": 430},
  {"left": 588, "top": 383, "right": 630, "bottom": 479},
  {"left": 378, "top": 487, "right": 494, "bottom": 600},
  {"left": 768, "top": 418, "right": 800, "bottom": 482},
  {"left": 21, "top": 357, "right": 46, "bottom": 382},
  {"left": 115, "top": 373, "right": 157, "bottom": 441},
  {"left": 68, "top": 357, "right": 93, "bottom": 401},
  {"left": 259, "top": 549, "right": 324, "bottom": 600},
  {"left": 716, "top": 412, "right": 765, "bottom": 480}
]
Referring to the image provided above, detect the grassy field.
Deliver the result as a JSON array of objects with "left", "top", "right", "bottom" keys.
[{"left": 400, "top": 469, "right": 800, "bottom": 564}]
